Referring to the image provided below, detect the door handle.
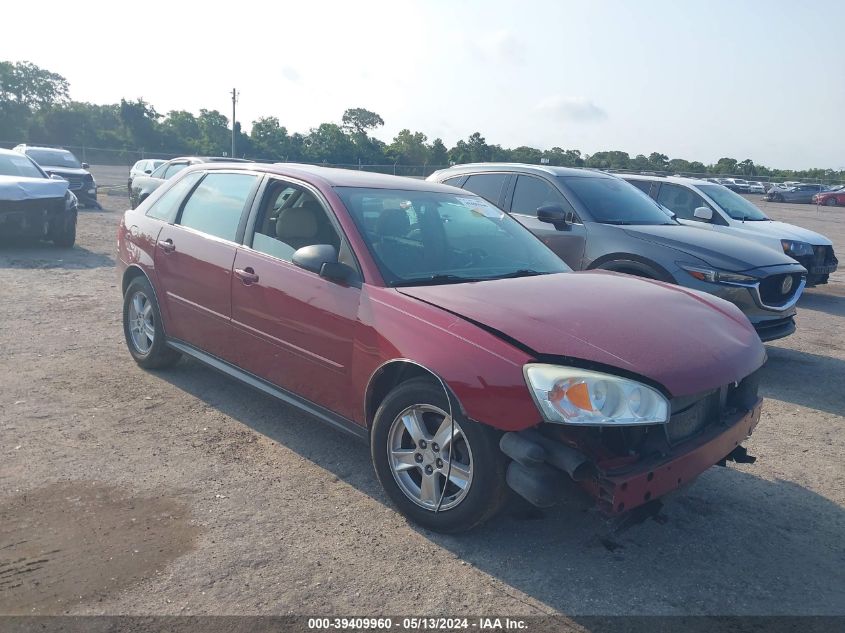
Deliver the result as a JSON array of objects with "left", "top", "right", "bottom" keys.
[
  {"left": 235, "top": 267, "right": 259, "bottom": 285},
  {"left": 157, "top": 238, "right": 175, "bottom": 253}
]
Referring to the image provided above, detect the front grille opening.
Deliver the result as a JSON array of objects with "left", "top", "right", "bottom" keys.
[{"left": 759, "top": 273, "right": 802, "bottom": 305}]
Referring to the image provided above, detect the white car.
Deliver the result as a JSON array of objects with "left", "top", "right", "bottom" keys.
[
  {"left": 748, "top": 181, "right": 766, "bottom": 194},
  {"left": 621, "top": 175, "right": 838, "bottom": 286}
]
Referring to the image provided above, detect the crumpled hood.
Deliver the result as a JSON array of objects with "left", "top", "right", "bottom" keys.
[
  {"left": 724, "top": 220, "right": 833, "bottom": 247},
  {"left": 621, "top": 224, "right": 799, "bottom": 272},
  {"left": 398, "top": 271, "right": 766, "bottom": 397},
  {"left": 0, "top": 175, "right": 68, "bottom": 202},
  {"left": 43, "top": 166, "right": 89, "bottom": 178}
]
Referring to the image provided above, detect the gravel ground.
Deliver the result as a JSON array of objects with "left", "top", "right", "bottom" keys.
[{"left": 0, "top": 173, "right": 843, "bottom": 617}]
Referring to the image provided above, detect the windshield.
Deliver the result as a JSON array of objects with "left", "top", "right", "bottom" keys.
[
  {"left": 335, "top": 187, "right": 569, "bottom": 286},
  {"left": 698, "top": 184, "right": 769, "bottom": 221},
  {"left": 557, "top": 176, "right": 676, "bottom": 225},
  {"left": 26, "top": 149, "right": 82, "bottom": 169},
  {"left": 0, "top": 154, "right": 45, "bottom": 179}
]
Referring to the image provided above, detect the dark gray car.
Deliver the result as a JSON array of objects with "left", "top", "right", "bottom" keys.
[
  {"left": 428, "top": 164, "right": 807, "bottom": 342},
  {"left": 764, "top": 183, "right": 827, "bottom": 203}
]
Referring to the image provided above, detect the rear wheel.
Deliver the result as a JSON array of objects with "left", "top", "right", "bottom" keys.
[
  {"left": 371, "top": 378, "right": 508, "bottom": 533},
  {"left": 122, "top": 276, "right": 181, "bottom": 369}
]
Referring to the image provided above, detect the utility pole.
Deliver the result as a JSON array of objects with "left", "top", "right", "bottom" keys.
[{"left": 231, "top": 88, "right": 238, "bottom": 158}]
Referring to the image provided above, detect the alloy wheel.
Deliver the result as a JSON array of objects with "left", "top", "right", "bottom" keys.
[
  {"left": 387, "top": 404, "right": 473, "bottom": 511},
  {"left": 127, "top": 290, "right": 155, "bottom": 354}
]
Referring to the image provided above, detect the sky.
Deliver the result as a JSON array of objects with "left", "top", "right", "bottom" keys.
[{"left": 2, "top": 0, "right": 843, "bottom": 170}]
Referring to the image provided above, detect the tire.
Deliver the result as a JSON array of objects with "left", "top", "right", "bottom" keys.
[
  {"left": 371, "top": 378, "right": 508, "bottom": 533},
  {"left": 50, "top": 211, "right": 77, "bottom": 247},
  {"left": 122, "top": 276, "right": 181, "bottom": 369},
  {"left": 825, "top": 197, "right": 838, "bottom": 207}
]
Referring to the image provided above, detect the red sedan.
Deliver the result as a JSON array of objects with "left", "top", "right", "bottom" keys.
[
  {"left": 117, "top": 163, "right": 765, "bottom": 532},
  {"left": 813, "top": 190, "right": 845, "bottom": 206}
]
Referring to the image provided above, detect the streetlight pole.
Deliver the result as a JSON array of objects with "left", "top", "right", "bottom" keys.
[{"left": 231, "top": 88, "right": 238, "bottom": 158}]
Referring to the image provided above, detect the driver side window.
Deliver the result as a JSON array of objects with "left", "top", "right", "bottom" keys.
[{"left": 511, "top": 175, "right": 573, "bottom": 217}]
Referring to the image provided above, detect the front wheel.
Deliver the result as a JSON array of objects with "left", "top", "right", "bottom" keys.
[
  {"left": 371, "top": 379, "right": 508, "bottom": 533},
  {"left": 122, "top": 276, "right": 181, "bottom": 369},
  {"left": 50, "top": 211, "right": 77, "bottom": 247},
  {"left": 825, "top": 197, "right": 838, "bottom": 207}
]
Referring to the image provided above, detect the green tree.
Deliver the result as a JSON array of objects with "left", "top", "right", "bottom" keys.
[
  {"left": 250, "top": 116, "right": 290, "bottom": 159},
  {"left": 161, "top": 110, "right": 201, "bottom": 153},
  {"left": 119, "top": 98, "right": 161, "bottom": 150},
  {"left": 713, "top": 157, "right": 738, "bottom": 174},
  {"left": 0, "top": 60, "right": 69, "bottom": 109},
  {"left": 341, "top": 108, "right": 384, "bottom": 135},
  {"left": 388, "top": 129, "right": 430, "bottom": 165},
  {"left": 304, "top": 123, "right": 355, "bottom": 163},
  {"left": 648, "top": 152, "right": 669, "bottom": 172},
  {"left": 429, "top": 138, "right": 449, "bottom": 165},
  {"left": 196, "top": 109, "right": 230, "bottom": 155}
]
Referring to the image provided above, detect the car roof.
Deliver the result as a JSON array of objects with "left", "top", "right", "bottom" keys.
[
  {"left": 620, "top": 173, "right": 714, "bottom": 187},
  {"left": 18, "top": 145, "right": 73, "bottom": 153},
  {"left": 196, "top": 162, "right": 464, "bottom": 193},
  {"left": 432, "top": 163, "right": 609, "bottom": 179}
]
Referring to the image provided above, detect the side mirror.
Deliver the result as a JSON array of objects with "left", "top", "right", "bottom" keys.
[
  {"left": 537, "top": 204, "right": 571, "bottom": 229},
  {"left": 49, "top": 173, "right": 65, "bottom": 181},
  {"left": 81, "top": 162, "right": 90, "bottom": 169},
  {"left": 292, "top": 244, "right": 353, "bottom": 283},
  {"left": 693, "top": 206, "right": 713, "bottom": 221}
]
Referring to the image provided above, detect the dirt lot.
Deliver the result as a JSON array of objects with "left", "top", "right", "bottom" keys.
[{"left": 1, "top": 170, "right": 843, "bottom": 618}]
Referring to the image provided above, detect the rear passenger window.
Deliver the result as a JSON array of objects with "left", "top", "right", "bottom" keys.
[
  {"left": 511, "top": 175, "right": 570, "bottom": 216},
  {"left": 462, "top": 174, "right": 507, "bottom": 205},
  {"left": 145, "top": 172, "right": 203, "bottom": 222},
  {"left": 627, "top": 179, "right": 652, "bottom": 195},
  {"left": 179, "top": 173, "right": 257, "bottom": 241},
  {"left": 164, "top": 163, "right": 188, "bottom": 180},
  {"left": 442, "top": 176, "right": 464, "bottom": 186}
]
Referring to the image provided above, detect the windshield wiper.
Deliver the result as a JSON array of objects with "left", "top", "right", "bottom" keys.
[
  {"left": 486, "top": 269, "right": 545, "bottom": 280},
  {"left": 392, "top": 274, "right": 482, "bottom": 287}
]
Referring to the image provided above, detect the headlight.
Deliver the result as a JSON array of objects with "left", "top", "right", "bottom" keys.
[
  {"left": 679, "top": 264, "right": 757, "bottom": 285},
  {"left": 64, "top": 190, "right": 78, "bottom": 211},
  {"left": 781, "top": 240, "right": 814, "bottom": 257},
  {"left": 524, "top": 364, "right": 669, "bottom": 426}
]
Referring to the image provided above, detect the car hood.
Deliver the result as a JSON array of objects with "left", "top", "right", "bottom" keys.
[
  {"left": 619, "top": 224, "right": 797, "bottom": 272},
  {"left": 397, "top": 271, "right": 766, "bottom": 397},
  {"left": 724, "top": 220, "right": 833, "bottom": 247},
  {"left": 42, "top": 166, "right": 89, "bottom": 177},
  {"left": 0, "top": 175, "right": 68, "bottom": 201}
]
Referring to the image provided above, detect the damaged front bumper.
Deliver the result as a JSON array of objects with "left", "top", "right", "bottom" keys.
[{"left": 501, "top": 398, "right": 763, "bottom": 515}]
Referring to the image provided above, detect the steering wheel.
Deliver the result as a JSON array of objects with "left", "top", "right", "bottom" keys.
[{"left": 459, "top": 248, "right": 489, "bottom": 267}]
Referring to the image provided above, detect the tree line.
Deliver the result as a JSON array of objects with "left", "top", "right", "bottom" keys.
[{"left": 1, "top": 60, "right": 841, "bottom": 182}]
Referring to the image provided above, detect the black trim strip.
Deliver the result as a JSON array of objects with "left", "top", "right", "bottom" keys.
[{"left": 166, "top": 339, "right": 368, "bottom": 443}]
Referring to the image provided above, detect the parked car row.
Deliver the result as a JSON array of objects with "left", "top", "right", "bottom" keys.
[
  {"left": 115, "top": 161, "right": 835, "bottom": 532},
  {"left": 0, "top": 147, "right": 79, "bottom": 246},
  {"left": 128, "top": 156, "right": 253, "bottom": 209},
  {"left": 12, "top": 145, "right": 98, "bottom": 208},
  {"left": 764, "top": 183, "right": 829, "bottom": 204}
]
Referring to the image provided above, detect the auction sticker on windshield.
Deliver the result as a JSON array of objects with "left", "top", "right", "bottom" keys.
[{"left": 456, "top": 196, "right": 504, "bottom": 219}]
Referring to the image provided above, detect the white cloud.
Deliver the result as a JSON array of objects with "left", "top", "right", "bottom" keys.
[
  {"left": 536, "top": 96, "right": 608, "bottom": 122},
  {"left": 474, "top": 30, "right": 525, "bottom": 65}
]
